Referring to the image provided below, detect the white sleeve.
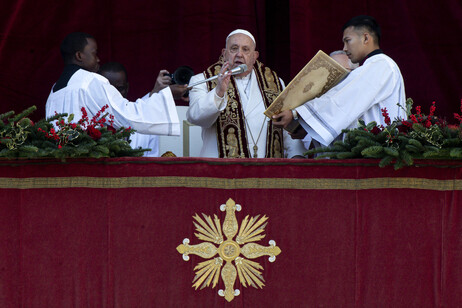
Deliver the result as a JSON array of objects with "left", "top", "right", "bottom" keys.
[
  {"left": 296, "top": 57, "right": 397, "bottom": 146},
  {"left": 186, "top": 73, "right": 227, "bottom": 128},
  {"left": 283, "top": 129, "right": 308, "bottom": 157},
  {"left": 87, "top": 79, "right": 180, "bottom": 136}
]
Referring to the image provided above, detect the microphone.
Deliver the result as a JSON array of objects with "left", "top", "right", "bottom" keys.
[
  {"left": 223, "top": 64, "right": 248, "bottom": 76},
  {"left": 187, "top": 64, "right": 248, "bottom": 89}
]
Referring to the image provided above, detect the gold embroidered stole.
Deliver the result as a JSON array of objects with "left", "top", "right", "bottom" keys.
[{"left": 204, "top": 60, "right": 284, "bottom": 158}]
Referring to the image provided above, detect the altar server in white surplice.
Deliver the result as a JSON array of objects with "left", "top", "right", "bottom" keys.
[
  {"left": 46, "top": 32, "right": 187, "bottom": 136},
  {"left": 273, "top": 15, "right": 406, "bottom": 147},
  {"left": 187, "top": 29, "right": 305, "bottom": 158}
]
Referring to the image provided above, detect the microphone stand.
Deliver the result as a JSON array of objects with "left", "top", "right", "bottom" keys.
[
  {"left": 187, "top": 75, "right": 220, "bottom": 89},
  {"left": 187, "top": 64, "right": 247, "bottom": 89}
]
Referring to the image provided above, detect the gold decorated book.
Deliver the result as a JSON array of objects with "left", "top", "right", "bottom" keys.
[{"left": 264, "top": 50, "right": 349, "bottom": 118}]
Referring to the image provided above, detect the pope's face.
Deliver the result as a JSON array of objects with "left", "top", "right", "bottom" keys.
[
  {"left": 342, "top": 26, "right": 367, "bottom": 64},
  {"left": 222, "top": 34, "right": 259, "bottom": 77},
  {"left": 331, "top": 53, "right": 352, "bottom": 71}
]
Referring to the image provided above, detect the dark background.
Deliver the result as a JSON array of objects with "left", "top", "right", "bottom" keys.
[{"left": 0, "top": 0, "right": 461, "bottom": 121}]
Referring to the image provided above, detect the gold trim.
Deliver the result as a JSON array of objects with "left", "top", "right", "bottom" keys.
[{"left": 0, "top": 176, "right": 461, "bottom": 191}]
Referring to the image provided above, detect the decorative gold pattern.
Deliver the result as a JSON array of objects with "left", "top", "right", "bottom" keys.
[
  {"left": 160, "top": 151, "right": 177, "bottom": 157},
  {"left": 2, "top": 176, "right": 462, "bottom": 191},
  {"left": 176, "top": 198, "right": 282, "bottom": 302},
  {"left": 264, "top": 50, "right": 348, "bottom": 117}
]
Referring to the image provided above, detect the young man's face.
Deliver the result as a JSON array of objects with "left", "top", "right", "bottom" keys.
[
  {"left": 101, "top": 70, "right": 129, "bottom": 98},
  {"left": 342, "top": 26, "right": 367, "bottom": 64},
  {"left": 222, "top": 34, "right": 259, "bottom": 77},
  {"left": 79, "top": 38, "right": 100, "bottom": 72}
]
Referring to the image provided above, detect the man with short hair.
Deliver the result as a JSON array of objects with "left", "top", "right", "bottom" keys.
[
  {"left": 98, "top": 62, "right": 130, "bottom": 98},
  {"left": 187, "top": 29, "right": 305, "bottom": 158},
  {"left": 273, "top": 16, "right": 406, "bottom": 147},
  {"left": 46, "top": 32, "right": 186, "bottom": 136}
]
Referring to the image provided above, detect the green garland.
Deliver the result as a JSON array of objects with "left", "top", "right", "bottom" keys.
[
  {"left": 306, "top": 98, "right": 462, "bottom": 169},
  {"left": 0, "top": 106, "right": 148, "bottom": 159}
]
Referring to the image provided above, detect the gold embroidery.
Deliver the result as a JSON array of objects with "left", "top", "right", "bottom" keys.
[
  {"left": 273, "top": 134, "right": 282, "bottom": 158},
  {"left": 177, "top": 198, "right": 281, "bottom": 302},
  {"left": 264, "top": 67, "right": 275, "bottom": 85},
  {"left": 225, "top": 128, "right": 239, "bottom": 158}
]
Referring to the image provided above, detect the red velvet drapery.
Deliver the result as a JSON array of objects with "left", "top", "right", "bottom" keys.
[
  {"left": 1, "top": 157, "right": 461, "bottom": 307},
  {"left": 0, "top": 1, "right": 461, "bottom": 121}
]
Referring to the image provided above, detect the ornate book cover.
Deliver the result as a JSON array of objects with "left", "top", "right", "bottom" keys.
[{"left": 264, "top": 50, "right": 349, "bottom": 118}]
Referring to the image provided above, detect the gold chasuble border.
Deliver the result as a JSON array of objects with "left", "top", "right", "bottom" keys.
[{"left": 1, "top": 176, "right": 462, "bottom": 191}]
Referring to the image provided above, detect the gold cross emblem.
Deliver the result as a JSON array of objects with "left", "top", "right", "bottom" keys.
[{"left": 177, "top": 198, "right": 282, "bottom": 302}]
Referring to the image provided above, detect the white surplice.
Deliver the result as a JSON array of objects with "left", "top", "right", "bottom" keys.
[
  {"left": 45, "top": 68, "right": 179, "bottom": 136},
  {"left": 186, "top": 70, "right": 306, "bottom": 158},
  {"left": 296, "top": 53, "right": 406, "bottom": 147},
  {"left": 129, "top": 133, "right": 159, "bottom": 157},
  {"left": 128, "top": 93, "right": 160, "bottom": 157}
]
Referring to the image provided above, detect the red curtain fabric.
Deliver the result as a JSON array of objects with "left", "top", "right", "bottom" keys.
[
  {"left": 0, "top": 157, "right": 461, "bottom": 307},
  {"left": 0, "top": 1, "right": 461, "bottom": 121},
  {"left": 289, "top": 0, "right": 462, "bottom": 119}
]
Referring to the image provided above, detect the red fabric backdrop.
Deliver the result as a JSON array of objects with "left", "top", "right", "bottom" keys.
[
  {"left": 0, "top": 157, "right": 461, "bottom": 307},
  {"left": 0, "top": 1, "right": 461, "bottom": 121}
]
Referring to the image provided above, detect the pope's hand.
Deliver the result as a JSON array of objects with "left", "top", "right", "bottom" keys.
[{"left": 215, "top": 62, "right": 231, "bottom": 98}]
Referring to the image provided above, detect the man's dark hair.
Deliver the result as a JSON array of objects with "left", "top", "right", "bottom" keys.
[
  {"left": 60, "top": 32, "right": 94, "bottom": 64},
  {"left": 98, "top": 61, "right": 128, "bottom": 79},
  {"left": 342, "top": 15, "right": 381, "bottom": 45}
]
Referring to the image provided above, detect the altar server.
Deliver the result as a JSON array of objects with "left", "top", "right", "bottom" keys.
[
  {"left": 46, "top": 32, "right": 186, "bottom": 136},
  {"left": 273, "top": 15, "right": 406, "bottom": 147}
]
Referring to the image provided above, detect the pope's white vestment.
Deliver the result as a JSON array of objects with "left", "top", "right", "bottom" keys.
[{"left": 187, "top": 70, "right": 306, "bottom": 158}]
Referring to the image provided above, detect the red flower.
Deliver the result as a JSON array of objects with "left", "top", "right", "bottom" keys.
[
  {"left": 107, "top": 125, "right": 116, "bottom": 134},
  {"left": 109, "top": 115, "right": 115, "bottom": 126},
  {"left": 381, "top": 107, "right": 391, "bottom": 125},
  {"left": 371, "top": 126, "right": 382, "bottom": 135},
  {"left": 429, "top": 101, "right": 436, "bottom": 117},
  {"left": 454, "top": 100, "right": 462, "bottom": 124},
  {"left": 86, "top": 126, "right": 102, "bottom": 140},
  {"left": 397, "top": 125, "right": 408, "bottom": 134}
]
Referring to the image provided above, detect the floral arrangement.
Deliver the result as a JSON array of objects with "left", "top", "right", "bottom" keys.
[
  {"left": 0, "top": 105, "right": 147, "bottom": 159},
  {"left": 306, "top": 98, "right": 462, "bottom": 169}
]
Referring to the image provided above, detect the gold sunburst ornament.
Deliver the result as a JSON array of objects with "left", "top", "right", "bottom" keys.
[{"left": 176, "top": 198, "right": 281, "bottom": 302}]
